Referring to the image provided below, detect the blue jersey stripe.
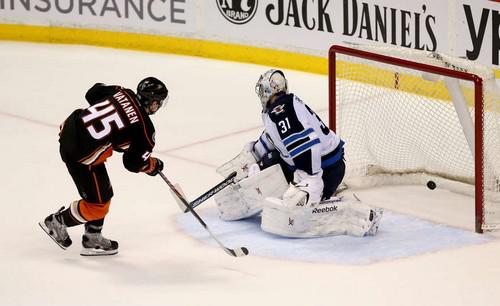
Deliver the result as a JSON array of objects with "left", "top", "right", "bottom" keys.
[
  {"left": 289, "top": 138, "right": 320, "bottom": 157},
  {"left": 259, "top": 135, "right": 270, "bottom": 151},
  {"left": 283, "top": 128, "right": 314, "bottom": 146},
  {"left": 321, "top": 140, "right": 345, "bottom": 168}
]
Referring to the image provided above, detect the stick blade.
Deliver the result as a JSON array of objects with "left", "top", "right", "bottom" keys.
[
  {"left": 228, "top": 171, "right": 238, "bottom": 179},
  {"left": 225, "top": 247, "right": 249, "bottom": 257}
]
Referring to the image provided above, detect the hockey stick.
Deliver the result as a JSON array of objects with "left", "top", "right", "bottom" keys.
[
  {"left": 333, "top": 182, "right": 348, "bottom": 196},
  {"left": 159, "top": 171, "right": 249, "bottom": 257},
  {"left": 177, "top": 171, "right": 237, "bottom": 213}
]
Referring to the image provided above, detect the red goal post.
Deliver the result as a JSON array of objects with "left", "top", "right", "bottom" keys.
[{"left": 328, "top": 44, "right": 499, "bottom": 233}]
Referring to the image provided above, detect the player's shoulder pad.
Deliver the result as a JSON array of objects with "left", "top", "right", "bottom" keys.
[{"left": 85, "top": 83, "right": 123, "bottom": 104}]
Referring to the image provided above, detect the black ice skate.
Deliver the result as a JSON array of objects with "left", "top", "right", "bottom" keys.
[
  {"left": 38, "top": 207, "right": 72, "bottom": 250},
  {"left": 80, "top": 233, "right": 119, "bottom": 256}
]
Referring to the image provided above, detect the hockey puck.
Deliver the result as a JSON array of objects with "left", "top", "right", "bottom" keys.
[{"left": 427, "top": 181, "right": 436, "bottom": 190}]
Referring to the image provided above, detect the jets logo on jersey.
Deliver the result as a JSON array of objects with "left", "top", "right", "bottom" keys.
[{"left": 271, "top": 104, "right": 285, "bottom": 115}]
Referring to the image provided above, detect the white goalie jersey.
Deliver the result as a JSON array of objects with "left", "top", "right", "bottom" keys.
[
  {"left": 213, "top": 92, "right": 383, "bottom": 237},
  {"left": 253, "top": 93, "right": 343, "bottom": 176}
]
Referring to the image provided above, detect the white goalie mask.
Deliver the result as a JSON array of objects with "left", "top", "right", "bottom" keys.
[{"left": 255, "top": 69, "right": 288, "bottom": 109}]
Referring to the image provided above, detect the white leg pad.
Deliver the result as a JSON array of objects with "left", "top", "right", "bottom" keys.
[
  {"left": 261, "top": 194, "right": 381, "bottom": 237},
  {"left": 215, "top": 164, "right": 288, "bottom": 221}
]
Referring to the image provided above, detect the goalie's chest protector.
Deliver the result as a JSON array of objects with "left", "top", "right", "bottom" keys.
[{"left": 262, "top": 94, "right": 340, "bottom": 172}]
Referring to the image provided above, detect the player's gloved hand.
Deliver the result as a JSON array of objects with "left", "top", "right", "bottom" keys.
[{"left": 146, "top": 158, "right": 164, "bottom": 176}]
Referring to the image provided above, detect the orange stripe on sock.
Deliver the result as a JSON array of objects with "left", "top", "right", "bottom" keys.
[{"left": 78, "top": 199, "right": 111, "bottom": 221}]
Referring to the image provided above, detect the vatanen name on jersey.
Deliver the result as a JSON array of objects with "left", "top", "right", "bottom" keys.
[{"left": 114, "top": 92, "right": 139, "bottom": 124}]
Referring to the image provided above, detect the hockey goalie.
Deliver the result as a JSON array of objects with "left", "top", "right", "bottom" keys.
[{"left": 214, "top": 69, "right": 383, "bottom": 238}]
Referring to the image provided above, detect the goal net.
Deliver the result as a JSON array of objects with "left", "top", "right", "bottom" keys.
[{"left": 329, "top": 44, "right": 500, "bottom": 233}]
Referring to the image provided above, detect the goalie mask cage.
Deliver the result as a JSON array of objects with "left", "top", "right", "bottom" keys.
[{"left": 329, "top": 44, "right": 500, "bottom": 233}]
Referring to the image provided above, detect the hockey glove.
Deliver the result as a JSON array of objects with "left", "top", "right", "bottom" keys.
[
  {"left": 292, "top": 170, "right": 324, "bottom": 204},
  {"left": 145, "top": 158, "right": 164, "bottom": 176}
]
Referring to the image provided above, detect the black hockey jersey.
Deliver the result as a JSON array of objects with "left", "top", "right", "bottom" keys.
[{"left": 59, "top": 83, "right": 156, "bottom": 173}]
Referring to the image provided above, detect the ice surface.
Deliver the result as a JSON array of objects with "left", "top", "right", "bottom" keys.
[
  {"left": 1, "top": 41, "right": 499, "bottom": 306},
  {"left": 176, "top": 207, "right": 492, "bottom": 265}
]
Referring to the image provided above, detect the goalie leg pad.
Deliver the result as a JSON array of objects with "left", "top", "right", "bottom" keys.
[
  {"left": 215, "top": 164, "right": 289, "bottom": 221},
  {"left": 214, "top": 185, "right": 250, "bottom": 221},
  {"left": 261, "top": 195, "right": 381, "bottom": 238}
]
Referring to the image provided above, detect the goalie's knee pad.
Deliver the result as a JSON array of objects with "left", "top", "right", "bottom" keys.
[{"left": 215, "top": 164, "right": 288, "bottom": 221}]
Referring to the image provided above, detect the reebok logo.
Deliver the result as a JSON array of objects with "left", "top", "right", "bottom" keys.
[{"left": 312, "top": 205, "right": 338, "bottom": 214}]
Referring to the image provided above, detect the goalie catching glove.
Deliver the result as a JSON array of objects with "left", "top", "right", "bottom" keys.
[
  {"left": 216, "top": 142, "right": 258, "bottom": 182},
  {"left": 283, "top": 170, "right": 324, "bottom": 207}
]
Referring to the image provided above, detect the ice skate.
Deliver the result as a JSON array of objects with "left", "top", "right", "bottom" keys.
[
  {"left": 366, "top": 208, "right": 384, "bottom": 236},
  {"left": 38, "top": 207, "right": 72, "bottom": 250},
  {"left": 80, "top": 232, "right": 119, "bottom": 256}
]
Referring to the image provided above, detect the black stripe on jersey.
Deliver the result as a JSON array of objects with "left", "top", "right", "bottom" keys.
[{"left": 286, "top": 136, "right": 310, "bottom": 151}]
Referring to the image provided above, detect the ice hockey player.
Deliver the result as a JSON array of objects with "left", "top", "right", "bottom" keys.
[
  {"left": 39, "top": 77, "right": 168, "bottom": 256},
  {"left": 215, "top": 69, "right": 383, "bottom": 237}
]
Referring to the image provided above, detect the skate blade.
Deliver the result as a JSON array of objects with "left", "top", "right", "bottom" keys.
[
  {"left": 80, "top": 248, "right": 118, "bottom": 256},
  {"left": 38, "top": 221, "right": 68, "bottom": 250}
]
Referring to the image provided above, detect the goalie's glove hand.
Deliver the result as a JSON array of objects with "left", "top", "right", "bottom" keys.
[
  {"left": 146, "top": 158, "right": 164, "bottom": 176},
  {"left": 292, "top": 170, "right": 324, "bottom": 204},
  {"left": 283, "top": 184, "right": 310, "bottom": 208}
]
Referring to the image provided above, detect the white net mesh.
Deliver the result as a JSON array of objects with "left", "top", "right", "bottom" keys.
[{"left": 333, "top": 44, "right": 500, "bottom": 231}]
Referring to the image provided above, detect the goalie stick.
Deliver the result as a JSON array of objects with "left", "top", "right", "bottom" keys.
[
  {"left": 333, "top": 182, "right": 348, "bottom": 196},
  {"left": 159, "top": 171, "right": 249, "bottom": 258},
  {"left": 175, "top": 171, "right": 237, "bottom": 213}
]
